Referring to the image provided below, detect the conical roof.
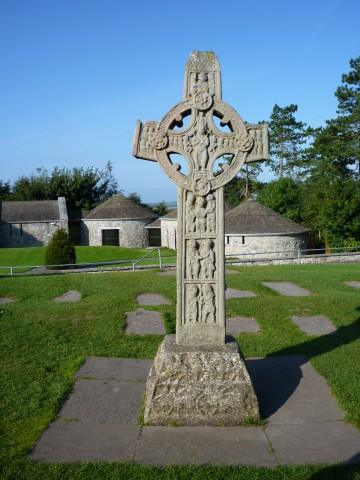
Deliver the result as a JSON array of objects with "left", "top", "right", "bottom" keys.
[
  {"left": 225, "top": 199, "right": 310, "bottom": 235},
  {"left": 85, "top": 194, "right": 157, "bottom": 220}
]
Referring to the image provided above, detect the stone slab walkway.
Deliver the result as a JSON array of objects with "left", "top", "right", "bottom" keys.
[
  {"left": 30, "top": 355, "right": 360, "bottom": 466},
  {"left": 227, "top": 316, "right": 259, "bottom": 334},
  {"left": 262, "top": 282, "right": 311, "bottom": 296},
  {"left": 290, "top": 315, "right": 336, "bottom": 335},
  {"left": 157, "top": 270, "right": 176, "bottom": 276},
  {"left": 0, "top": 296, "right": 16, "bottom": 304},
  {"left": 53, "top": 290, "right": 81, "bottom": 302},
  {"left": 225, "top": 288, "right": 256, "bottom": 299},
  {"left": 137, "top": 293, "right": 170, "bottom": 306},
  {"left": 225, "top": 269, "right": 239, "bottom": 275},
  {"left": 125, "top": 309, "right": 165, "bottom": 335},
  {"left": 346, "top": 281, "right": 360, "bottom": 289}
]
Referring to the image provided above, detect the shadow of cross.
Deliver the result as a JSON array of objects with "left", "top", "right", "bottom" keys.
[{"left": 133, "top": 51, "right": 269, "bottom": 347}]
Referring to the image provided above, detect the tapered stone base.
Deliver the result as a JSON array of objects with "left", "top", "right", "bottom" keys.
[{"left": 144, "top": 335, "right": 259, "bottom": 426}]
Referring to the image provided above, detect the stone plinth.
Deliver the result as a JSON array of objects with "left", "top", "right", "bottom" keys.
[{"left": 144, "top": 335, "right": 259, "bottom": 426}]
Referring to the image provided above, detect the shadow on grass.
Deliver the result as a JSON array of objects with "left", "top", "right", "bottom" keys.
[{"left": 246, "top": 310, "right": 360, "bottom": 440}]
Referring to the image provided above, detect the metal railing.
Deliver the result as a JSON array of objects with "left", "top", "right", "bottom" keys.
[
  {"left": 0, "top": 248, "right": 177, "bottom": 276},
  {"left": 225, "top": 245, "right": 360, "bottom": 264},
  {"left": 1, "top": 244, "right": 360, "bottom": 276}
]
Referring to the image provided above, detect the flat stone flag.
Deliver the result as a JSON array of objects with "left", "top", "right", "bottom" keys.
[{"left": 133, "top": 51, "right": 269, "bottom": 425}]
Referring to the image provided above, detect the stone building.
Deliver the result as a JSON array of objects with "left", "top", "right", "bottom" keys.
[
  {"left": 224, "top": 199, "right": 310, "bottom": 259},
  {"left": 147, "top": 209, "right": 177, "bottom": 249},
  {"left": 81, "top": 194, "right": 157, "bottom": 247},
  {"left": 0, "top": 197, "right": 68, "bottom": 247},
  {"left": 155, "top": 199, "right": 309, "bottom": 258}
]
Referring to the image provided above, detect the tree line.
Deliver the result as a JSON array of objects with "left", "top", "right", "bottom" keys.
[
  {"left": 1, "top": 57, "right": 359, "bottom": 246},
  {"left": 225, "top": 56, "right": 360, "bottom": 248}
]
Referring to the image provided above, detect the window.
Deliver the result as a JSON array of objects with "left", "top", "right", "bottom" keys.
[
  {"left": 241, "top": 236, "right": 245, "bottom": 245},
  {"left": 101, "top": 229, "right": 119, "bottom": 246},
  {"left": 9, "top": 224, "right": 22, "bottom": 236}
]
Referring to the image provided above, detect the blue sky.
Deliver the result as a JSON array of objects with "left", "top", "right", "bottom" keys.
[{"left": 0, "top": 0, "right": 359, "bottom": 202}]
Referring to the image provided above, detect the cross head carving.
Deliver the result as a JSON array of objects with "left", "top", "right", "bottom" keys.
[{"left": 133, "top": 51, "right": 269, "bottom": 346}]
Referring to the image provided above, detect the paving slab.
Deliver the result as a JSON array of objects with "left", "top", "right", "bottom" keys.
[
  {"left": 225, "top": 269, "right": 239, "bottom": 275},
  {"left": 136, "top": 426, "right": 276, "bottom": 466},
  {"left": 157, "top": 270, "right": 176, "bottom": 276},
  {"left": 0, "top": 296, "right": 16, "bottom": 304},
  {"left": 262, "top": 282, "right": 311, "bottom": 296},
  {"left": 290, "top": 315, "right": 336, "bottom": 335},
  {"left": 76, "top": 356, "right": 152, "bottom": 381},
  {"left": 136, "top": 293, "right": 170, "bottom": 306},
  {"left": 225, "top": 288, "right": 256, "bottom": 299},
  {"left": 345, "top": 281, "right": 360, "bottom": 289},
  {"left": 53, "top": 290, "right": 81, "bottom": 302},
  {"left": 125, "top": 308, "right": 165, "bottom": 335},
  {"left": 31, "top": 355, "right": 360, "bottom": 466},
  {"left": 227, "top": 316, "right": 259, "bottom": 334},
  {"left": 266, "top": 422, "right": 360, "bottom": 465},
  {"left": 30, "top": 422, "right": 139, "bottom": 463},
  {"left": 58, "top": 379, "right": 144, "bottom": 424}
]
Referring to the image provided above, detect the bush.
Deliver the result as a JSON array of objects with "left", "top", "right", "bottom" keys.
[{"left": 45, "top": 228, "right": 76, "bottom": 269}]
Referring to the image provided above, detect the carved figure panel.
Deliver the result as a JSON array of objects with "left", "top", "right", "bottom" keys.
[
  {"left": 186, "top": 239, "right": 216, "bottom": 280},
  {"left": 185, "top": 191, "right": 216, "bottom": 234},
  {"left": 185, "top": 283, "right": 216, "bottom": 325}
]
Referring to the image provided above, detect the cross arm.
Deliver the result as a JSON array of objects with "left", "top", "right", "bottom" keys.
[
  {"left": 246, "top": 123, "right": 270, "bottom": 163},
  {"left": 132, "top": 120, "right": 159, "bottom": 162}
]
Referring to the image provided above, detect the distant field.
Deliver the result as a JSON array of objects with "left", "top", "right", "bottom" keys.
[
  {"left": 0, "top": 245, "right": 176, "bottom": 270},
  {"left": 1, "top": 263, "right": 360, "bottom": 479}
]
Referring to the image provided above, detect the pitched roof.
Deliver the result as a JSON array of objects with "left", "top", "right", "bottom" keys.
[
  {"left": 225, "top": 199, "right": 310, "bottom": 235},
  {"left": 0, "top": 200, "right": 60, "bottom": 223},
  {"left": 84, "top": 194, "right": 158, "bottom": 220},
  {"left": 161, "top": 209, "right": 177, "bottom": 219}
]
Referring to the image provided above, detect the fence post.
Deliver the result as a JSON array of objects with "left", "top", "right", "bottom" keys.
[
  {"left": 10, "top": 267, "right": 13, "bottom": 276},
  {"left": 158, "top": 248, "right": 162, "bottom": 269},
  {"left": 297, "top": 249, "right": 300, "bottom": 264}
]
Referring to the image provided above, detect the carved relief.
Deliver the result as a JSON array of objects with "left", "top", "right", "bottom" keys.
[
  {"left": 186, "top": 239, "right": 216, "bottom": 281},
  {"left": 185, "top": 191, "right": 217, "bottom": 234},
  {"left": 184, "top": 283, "right": 216, "bottom": 324}
]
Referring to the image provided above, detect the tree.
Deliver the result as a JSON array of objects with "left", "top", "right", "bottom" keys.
[
  {"left": 12, "top": 162, "right": 119, "bottom": 209},
  {"left": 302, "top": 57, "right": 360, "bottom": 245},
  {"left": 152, "top": 201, "right": 169, "bottom": 216},
  {"left": 45, "top": 228, "right": 76, "bottom": 268},
  {"left": 0, "top": 180, "right": 13, "bottom": 200},
  {"left": 268, "top": 104, "right": 312, "bottom": 178},
  {"left": 223, "top": 155, "right": 262, "bottom": 207},
  {"left": 256, "top": 177, "right": 304, "bottom": 223}
]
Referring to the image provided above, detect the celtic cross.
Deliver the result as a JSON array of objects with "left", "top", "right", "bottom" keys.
[{"left": 133, "top": 51, "right": 269, "bottom": 346}]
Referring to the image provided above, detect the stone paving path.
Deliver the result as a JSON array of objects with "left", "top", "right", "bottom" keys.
[
  {"left": 262, "top": 282, "right": 311, "bottom": 296},
  {"left": 157, "top": 270, "right": 176, "bottom": 276},
  {"left": 30, "top": 355, "right": 360, "bottom": 466},
  {"left": 137, "top": 293, "right": 170, "bottom": 306},
  {"left": 227, "top": 316, "right": 259, "bottom": 334},
  {"left": 53, "top": 291, "right": 82, "bottom": 302},
  {"left": 225, "top": 288, "right": 256, "bottom": 299},
  {"left": 290, "top": 315, "right": 336, "bottom": 335},
  {"left": 225, "top": 269, "right": 239, "bottom": 275},
  {"left": 345, "top": 281, "right": 360, "bottom": 289},
  {"left": 125, "top": 309, "right": 165, "bottom": 335},
  {"left": 0, "top": 296, "right": 16, "bottom": 304}
]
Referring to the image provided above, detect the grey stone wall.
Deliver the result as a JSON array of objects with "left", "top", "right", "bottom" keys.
[
  {"left": 0, "top": 221, "right": 63, "bottom": 247},
  {"left": 81, "top": 219, "right": 151, "bottom": 247},
  {"left": 225, "top": 233, "right": 308, "bottom": 260},
  {"left": 160, "top": 219, "right": 177, "bottom": 249}
]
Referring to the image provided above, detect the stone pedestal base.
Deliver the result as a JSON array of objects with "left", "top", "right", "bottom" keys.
[{"left": 144, "top": 335, "right": 259, "bottom": 426}]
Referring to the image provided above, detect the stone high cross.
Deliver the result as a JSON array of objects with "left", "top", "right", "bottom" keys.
[
  {"left": 133, "top": 52, "right": 269, "bottom": 425},
  {"left": 133, "top": 51, "right": 269, "bottom": 346}
]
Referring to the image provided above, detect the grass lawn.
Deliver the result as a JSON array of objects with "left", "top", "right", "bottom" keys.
[
  {"left": 1, "top": 263, "right": 360, "bottom": 479},
  {"left": 0, "top": 245, "right": 176, "bottom": 272}
]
